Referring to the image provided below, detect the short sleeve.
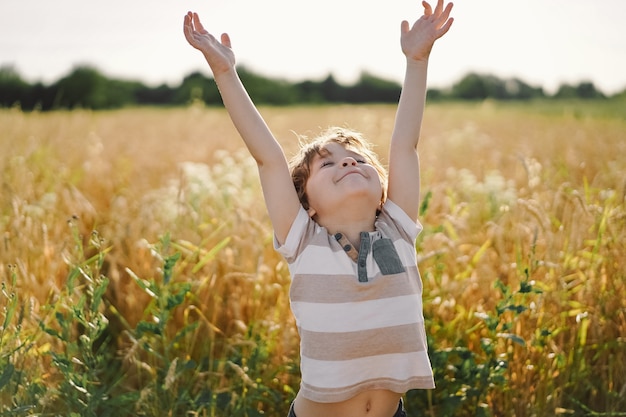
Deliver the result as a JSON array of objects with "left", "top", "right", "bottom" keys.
[
  {"left": 273, "top": 206, "right": 311, "bottom": 260},
  {"left": 382, "top": 199, "right": 423, "bottom": 242}
]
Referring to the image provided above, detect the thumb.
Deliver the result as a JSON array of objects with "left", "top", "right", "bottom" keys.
[
  {"left": 221, "top": 33, "right": 232, "bottom": 48},
  {"left": 400, "top": 20, "right": 410, "bottom": 34}
]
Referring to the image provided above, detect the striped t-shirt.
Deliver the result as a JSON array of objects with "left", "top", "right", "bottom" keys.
[{"left": 275, "top": 199, "right": 434, "bottom": 403}]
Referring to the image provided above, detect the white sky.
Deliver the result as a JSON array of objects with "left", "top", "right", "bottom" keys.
[{"left": 1, "top": 0, "right": 625, "bottom": 95}]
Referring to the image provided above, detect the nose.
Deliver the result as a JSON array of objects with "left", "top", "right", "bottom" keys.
[{"left": 341, "top": 157, "right": 357, "bottom": 167}]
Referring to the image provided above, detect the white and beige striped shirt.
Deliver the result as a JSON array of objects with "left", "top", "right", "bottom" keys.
[{"left": 275, "top": 199, "right": 434, "bottom": 403}]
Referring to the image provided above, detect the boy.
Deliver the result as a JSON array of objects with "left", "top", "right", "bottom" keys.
[{"left": 183, "top": 2, "right": 453, "bottom": 416}]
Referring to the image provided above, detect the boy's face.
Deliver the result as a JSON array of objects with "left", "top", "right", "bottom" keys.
[{"left": 304, "top": 142, "right": 383, "bottom": 219}]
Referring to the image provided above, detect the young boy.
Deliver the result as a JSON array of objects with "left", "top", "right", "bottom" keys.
[{"left": 183, "top": 2, "right": 453, "bottom": 416}]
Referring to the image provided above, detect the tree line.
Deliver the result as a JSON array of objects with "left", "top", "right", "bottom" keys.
[{"left": 0, "top": 64, "right": 620, "bottom": 111}]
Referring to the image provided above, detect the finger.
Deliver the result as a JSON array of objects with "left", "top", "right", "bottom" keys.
[
  {"left": 436, "top": 16, "right": 454, "bottom": 38},
  {"left": 400, "top": 20, "right": 410, "bottom": 34},
  {"left": 434, "top": 0, "right": 444, "bottom": 16},
  {"left": 183, "top": 13, "right": 194, "bottom": 41},
  {"left": 187, "top": 11, "right": 199, "bottom": 32},
  {"left": 184, "top": 11, "right": 193, "bottom": 29},
  {"left": 221, "top": 33, "right": 232, "bottom": 49},
  {"left": 193, "top": 12, "right": 209, "bottom": 34},
  {"left": 435, "top": 3, "right": 454, "bottom": 29},
  {"left": 422, "top": 1, "right": 432, "bottom": 16},
  {"left": 192, "top": 13, "right": 202, "bottom": 30}
]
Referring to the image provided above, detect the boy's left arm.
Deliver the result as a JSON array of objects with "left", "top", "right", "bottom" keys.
[{"left": 387, "top": 0, "right": 453, "bottom": 221}]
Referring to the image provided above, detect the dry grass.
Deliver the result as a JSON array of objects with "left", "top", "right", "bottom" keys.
[{"left": 1, "top": 101, "right": 625, "bottom": 416}]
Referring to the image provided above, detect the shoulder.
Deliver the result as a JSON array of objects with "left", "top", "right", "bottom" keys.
[
  {"left": 274, "top": 206, "right": 319, "bottom": 260},
  {"left": 378, "top": 199, "right": 423, "bottom": 242}
]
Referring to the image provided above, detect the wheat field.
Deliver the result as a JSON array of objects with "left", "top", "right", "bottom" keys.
[{"left": 1, "top": 102, "right": 625, "bottom": 416}]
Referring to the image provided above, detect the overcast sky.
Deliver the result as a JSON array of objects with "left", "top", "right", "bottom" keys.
[{"left": 1, "top": 0, "right": 625, "bottom": 94}]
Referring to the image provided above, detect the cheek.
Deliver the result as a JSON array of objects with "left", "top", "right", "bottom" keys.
[
  {"left": 371, "top": 171, "right": 385, "bottom": 199},
  {"left": 303, "top": 177, "right": 321, "bottom": 204},
  {"left": 377, "top": 182, "right": 384, "bottom": 199},
  {"left": 305, "top": 170, "right": 334, "bottom": 207},
  {"left": 367, "top": 167, "right": 383, "bottom": 187}
]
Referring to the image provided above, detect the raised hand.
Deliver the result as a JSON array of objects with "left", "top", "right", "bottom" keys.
[
  {"left": 183, "top": 12, "right": 236, "bottom": 75},
  {"left": 400, "top": 0, "right": 454, "bottom": 62}
]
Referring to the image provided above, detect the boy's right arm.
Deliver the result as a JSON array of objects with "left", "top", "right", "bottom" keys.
[{"left": 184, "top": 12, "right": 301, "bottom": 243}]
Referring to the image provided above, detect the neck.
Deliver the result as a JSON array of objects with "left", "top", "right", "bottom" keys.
[
  {"left": 310, "top": 195, "right": 381, "bottom": 247},
  {"left": 318, "top": 214, "right": 376, "bottom": 248}
]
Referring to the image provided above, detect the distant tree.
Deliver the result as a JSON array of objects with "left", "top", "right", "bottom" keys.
[
  {"left": 237, "top": 66, "right": 300, "bottom": 105},
  {"left": 426, "top": 88, "right": 446, "bottom": 101},
  {"left": 53, "top": 66, "right": 144, "bottom": 109},
  {"left": 320, "top": 75, "right": 346, "bottom": 102},
  {"left": 22, "top": 82, "right": 57, "bottom": 110},
  {"left": 0, "top": 65, "right": 29, "bottom": 107},
  {"left": 451, "top": 73, "right": 545, "bottom": 100},
  {"left": 451, "top": 73, "right": 491, "bottom": 100},
  {"left": 135, "top": 83, "right": 176, "bottom": 106},
  {"left": 554, "top": 81, "right": 605, "bottom": 99},
  {"left": 294, "top": 80, "right": 326, "bottom": 103},
  {"left": 176, "top": 71, "right": 220, "bottom": 105},
  {"left": 576, "top": 81, "right": 604, "bottom": 99},
  {"left": 105, "top": 79, "right": 143, "bottom": 108},
  {"left": 504, "top": 78, "right": 545, "bottom": 100},
  {"left": 347, "top": 72, "right": 400, "bottom": 103},
  {"left": 53, "top": 66, "right": 109, "bottom": 109},
  {"left": 2, "top": 64, "right": 620, "bottom": 110},
  {"left": 553, "top": 83, "right": 577, "bottom": 99}
]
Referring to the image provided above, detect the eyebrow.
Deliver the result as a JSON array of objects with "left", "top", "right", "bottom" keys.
[
  {"left": 316, "top": 147, "right": 332, "bottom": 157},
  {"left": 309, "top": 148, "right": 331, "bottom": 163},
  {"left": 318, "top": 146, "right": 362, "bottom": 158}
]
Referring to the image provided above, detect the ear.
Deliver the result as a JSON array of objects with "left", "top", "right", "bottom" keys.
[{"left": 306, "top": 207, "right": 317, "bottom": 218}]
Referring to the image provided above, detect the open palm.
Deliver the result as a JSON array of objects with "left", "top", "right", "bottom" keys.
[
  {"left": 183, "top": 12, "right": 236, "bottom": 75},
  {"left": 401, "top": 0, "right": 454, "bottom": 62}
]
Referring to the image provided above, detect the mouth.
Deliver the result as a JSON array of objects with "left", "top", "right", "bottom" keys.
[{"left": 338, "top": 170, "right": 363, "bottom": 181}]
